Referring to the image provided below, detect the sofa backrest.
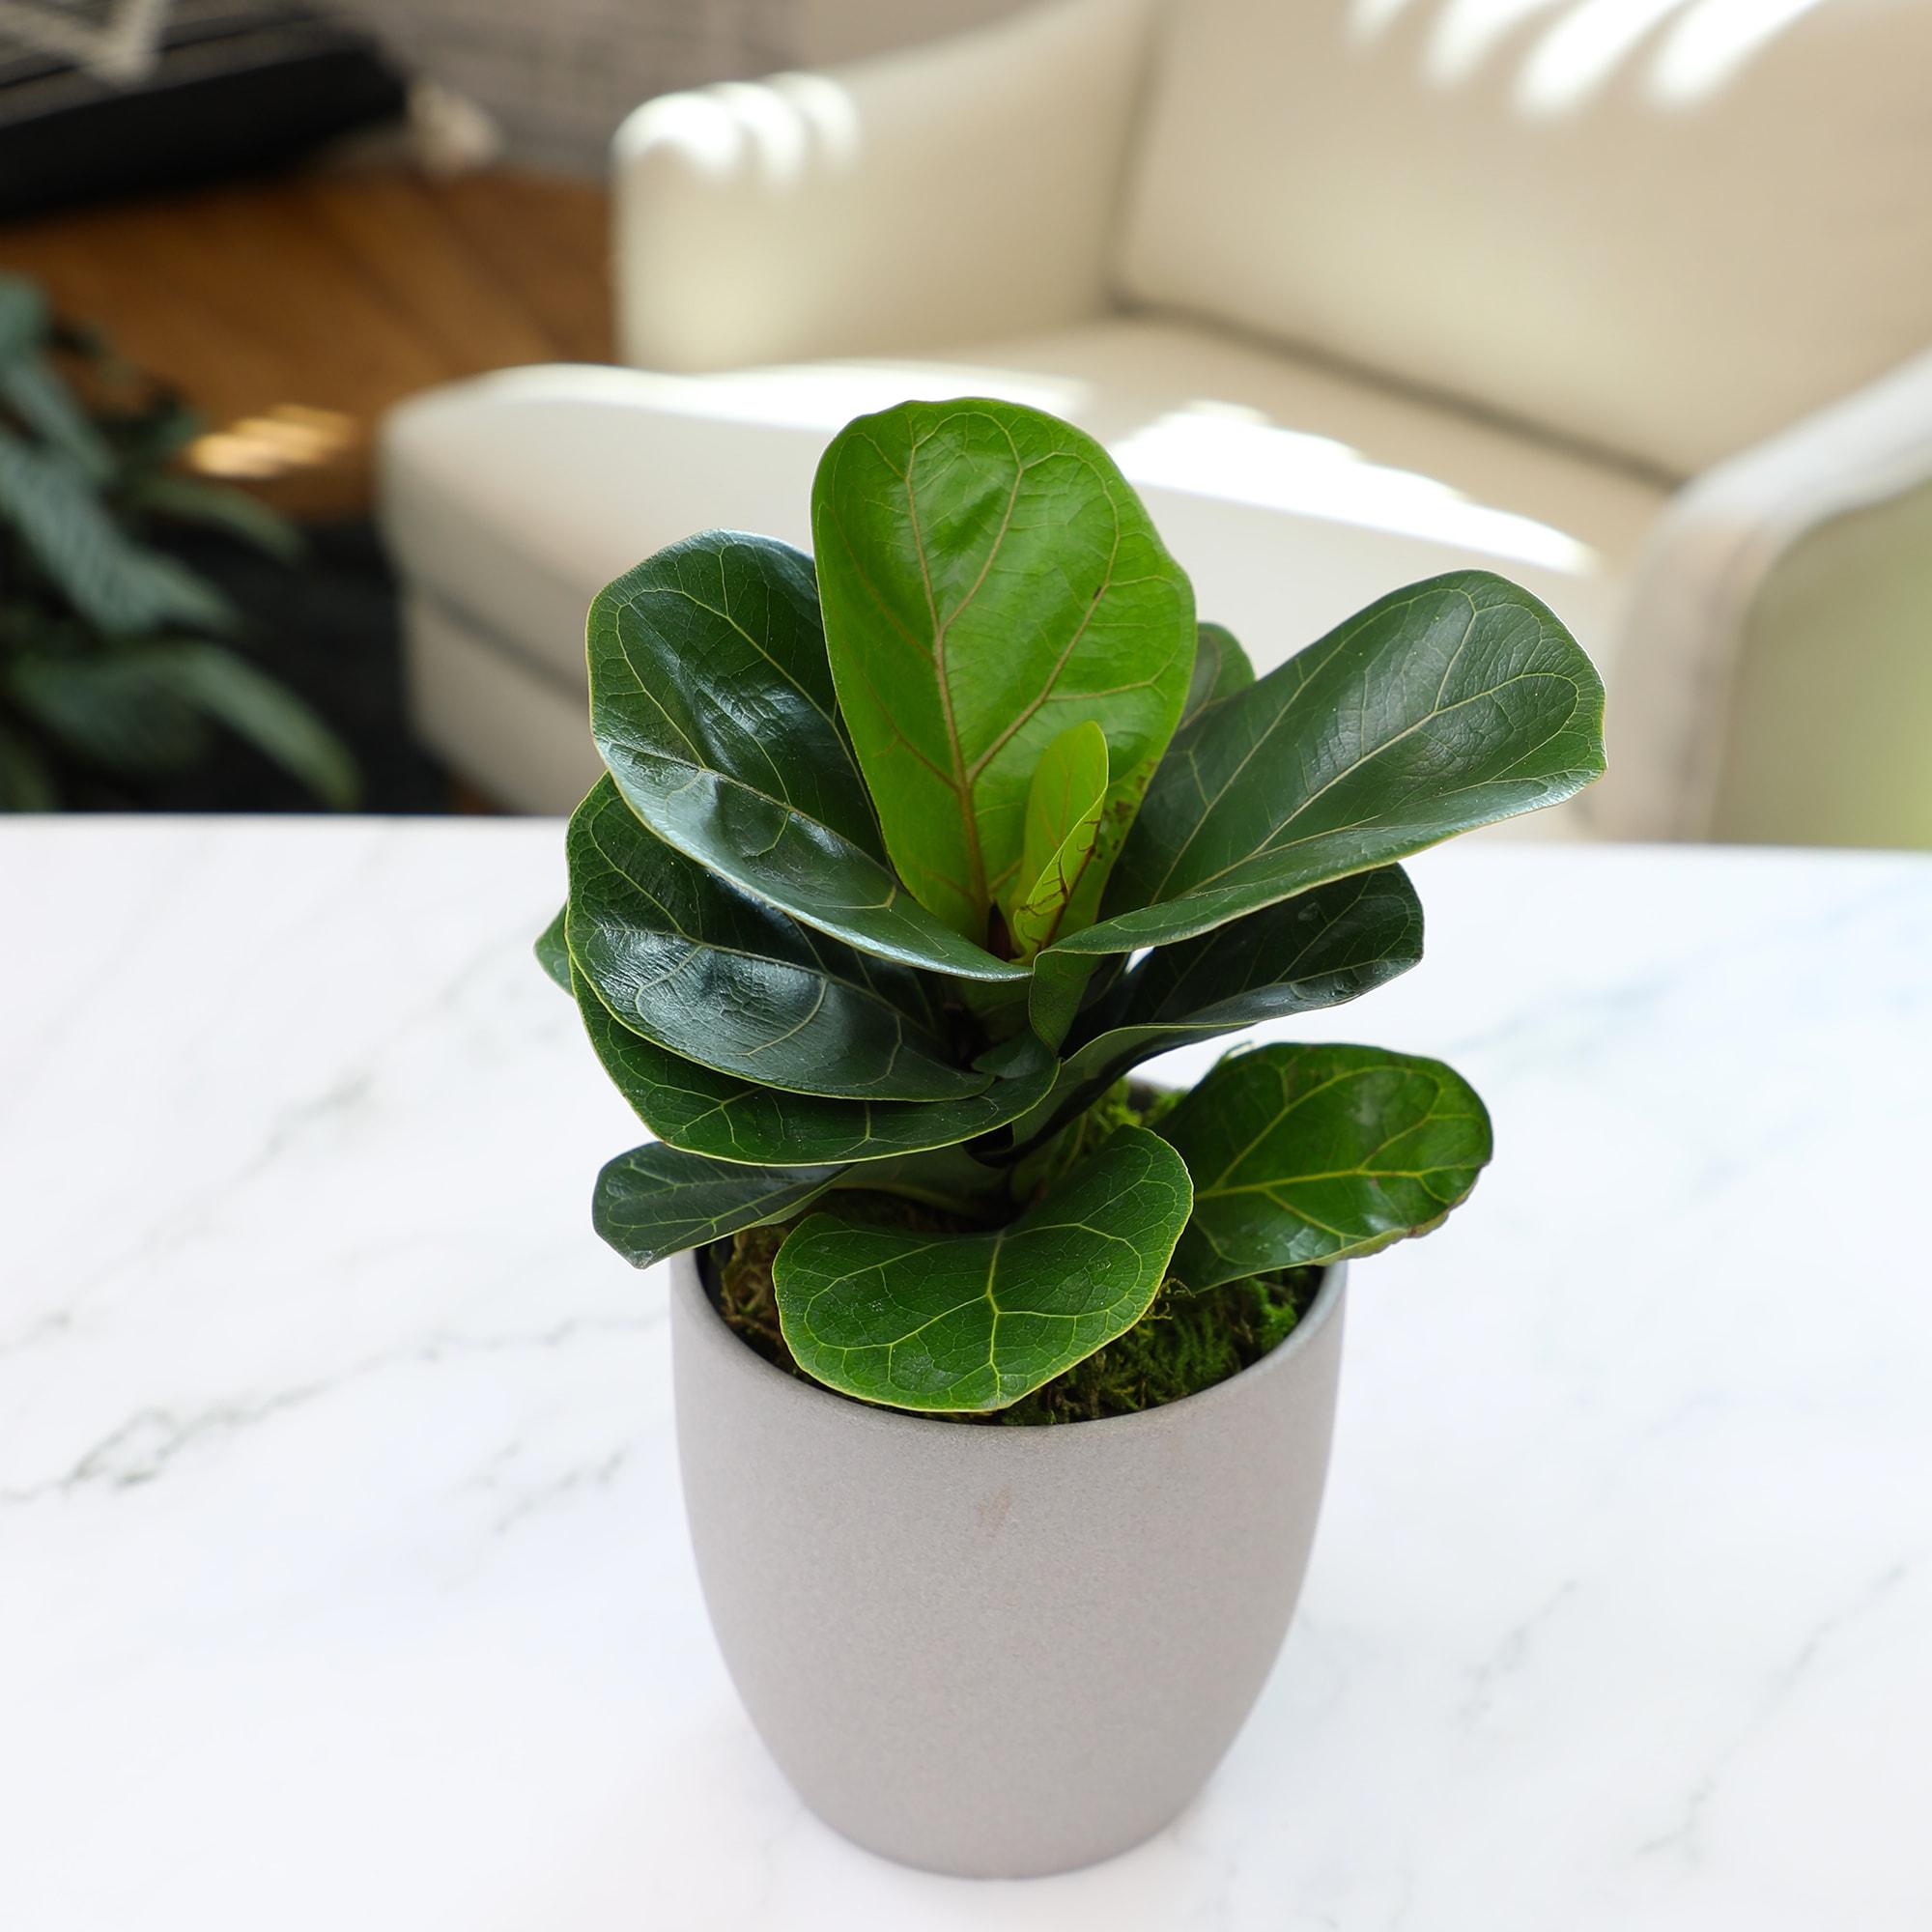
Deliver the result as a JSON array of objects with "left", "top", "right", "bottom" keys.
[{"left": 1115, "top": 0, "right": 1932, "bottom": 477}]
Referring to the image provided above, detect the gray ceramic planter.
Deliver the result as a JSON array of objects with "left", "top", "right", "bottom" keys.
[{"left": 669, "top": 1251, "right": 1347, "bottom": 1878}]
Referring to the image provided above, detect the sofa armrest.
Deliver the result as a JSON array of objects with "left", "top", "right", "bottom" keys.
[
  {"left": 611, "top": 0, "right": 1156, "bottom": 373},
  {"left": 1599, "top": 352, "right": 1932, "bottom": 848}
]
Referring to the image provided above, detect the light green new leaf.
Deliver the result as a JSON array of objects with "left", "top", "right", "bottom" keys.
[
  {"left": 1179, "top": 621, "right": 1254, "bottom": 727},
  {"left": 1009, "top": 867, "right": 1425, "bottom": 1152},
  {"left": 588, "top": 530, "right": 1019, "bottom": 984},
  {"left": 1159, "top": 1043, "right": 1492, "bottom": 1290},
  {"left": 1045, "top": 572, "right": 1605, "bottom": 959},
  {"left": 568, "top": 777, "right": 980, "bottom": 1100},
  {"left": 1004, "top": 719, "right": 1109, "bottom": 959},
  {"left": 773, "top": 1125, "right": 1193, "bottom": 1412},
  {"left": 593, "top": 1141, "right": 844, "bottom": 1269},
  {"left": 573, "top": 968, "right": 1053, "bottom": 1167},
  {"left": 811, "top": 398, "right": 1195, "bottom": 945}
]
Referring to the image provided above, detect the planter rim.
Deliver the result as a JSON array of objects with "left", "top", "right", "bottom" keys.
[{"left": 672, "top": 1248, "right": 1347, "bottom": 1448}]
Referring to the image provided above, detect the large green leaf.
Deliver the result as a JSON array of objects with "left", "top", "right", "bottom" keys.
[
  {"left": 1009, "top": 867, "right": 1425, "bottom": 1151},
  {"left": 588, "top": 530, "right": 1018, "bottom": 984},
  {"left": 1158, "top": 1043, "right": 1492, "bottom": 1289},
  {"left": 593, "top": 1141, "right": 844, "bottom": 1269},
  {"left": 773, "top": 1125, "right": 1193, "bottom": 1412},
  {"left": 811, "top": 398, "right": 1195, "bottom": 945},
  {"left": 1045, "top": 572, "right": 1605, "bottom": 958},
  {"left": 567, "top": 777, "right": 980, "bottom": 1101},
  {"left": 572, "top": 967, "right": 1053, "bottom": 1166}
]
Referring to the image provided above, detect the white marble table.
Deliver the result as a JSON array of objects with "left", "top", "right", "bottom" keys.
[{"left": 3, "top": 821, "right": 1929, "bottom": 1930}]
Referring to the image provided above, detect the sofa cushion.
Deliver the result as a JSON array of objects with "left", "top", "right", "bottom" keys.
[
  {"left": 1117, "top": 0, "right": 1932, "bottom": 477},
  {"left": 381, "top": 317, "right": 1661, "bottom": 826}
]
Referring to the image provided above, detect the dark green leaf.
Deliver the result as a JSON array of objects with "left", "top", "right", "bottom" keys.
[
  {"left": 1047, "top": 572, "right": 1605, "bottom": 958},
  {"left": 573, "top": 967, "right": 1053, "bottom": 1166},
  {"left": 0, "top": 427, "right": 235, "bottom": 635},
  {"left": 0, "top": 356, "right": 113, "bottom": 480},
  {"left": 593, "top": 1141, "right": 844, "bottom": 1268},
  {"left": 1179, "top": 620, "right": 1254, "bottom": 726},
  {"left": 5, "top": 650, "right": 208, "bottom": 772},
  {"left": 773, "top": 1125, "right": 1193, "bottom": 1412},
  {"left": 0, "top": 276, "right": 48, "bottom": 361},
  {"left": 1159, "top": 1042, "right": 1492, "bottom": 1289},
  {"left": 131, "top": 474, "right": 304, "bottom": 561},
  {"left": 145, "top": 643, "right": 359, "bottom": 807},
  {"left": 0, "top": 724, "right": 58, "bottom": 810},
  {"left": 589, "top": 530, "right": 1019, "bottom": 983},
  {"left": 534, "top": 905, "right": 572, "bottom": 992},
  {"left": 567, "top": 777, "right": 980, "bottom": 1100},
  {"left": 1010, "top": 867, "right": 1425, "bottom": 1151},
  {"left": 811, "top": 398, "right": 1195, "bottom": 945}
]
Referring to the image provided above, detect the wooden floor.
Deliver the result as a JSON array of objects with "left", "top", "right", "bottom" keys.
[{"left": 0, "top": 168, "right": 613, "bottom": 520}]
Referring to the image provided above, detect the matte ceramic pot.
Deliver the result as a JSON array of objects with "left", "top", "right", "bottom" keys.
[{"left": 669, "top": 1252, "right": 1347, "bottom": 1879}]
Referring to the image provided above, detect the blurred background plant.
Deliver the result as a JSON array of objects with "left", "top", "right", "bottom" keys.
[{"left": 0, "top": 270, "right": 358, "bottom": 810}]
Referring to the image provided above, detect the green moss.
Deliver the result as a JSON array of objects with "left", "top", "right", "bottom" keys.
[{"left": 706, "top": 1085, "right": 1318, "bottom": 1425}]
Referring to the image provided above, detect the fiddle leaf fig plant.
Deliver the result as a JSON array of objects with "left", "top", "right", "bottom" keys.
[{"left": 544, "top": 397, "right": 1605, "bottom": 1418}]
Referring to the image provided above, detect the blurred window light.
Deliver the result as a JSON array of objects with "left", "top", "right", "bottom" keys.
[
  {"left": 1109, "top": 404, "right": 1597, "bottom": 574},
  {"left": 1426, "top": 0, "right": 1570, "bottom": 84},
  {"left": 1517, "top": 0, "right": 1689, "bottom": 114},
  {"left": 1646, "top": 0, "right": 1830, "bottom": 103},
  {"left": 1350, "top": 0, "right": 1424, "bottom": 43}
]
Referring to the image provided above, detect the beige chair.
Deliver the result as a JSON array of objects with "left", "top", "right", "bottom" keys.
[{"left": 382, "top": 0, "right": 1932, "bottom": 846}]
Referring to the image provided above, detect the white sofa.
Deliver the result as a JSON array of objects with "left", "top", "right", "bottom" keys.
[{"left": 382, "top": 0, "right": 1932, "bottom": 846}]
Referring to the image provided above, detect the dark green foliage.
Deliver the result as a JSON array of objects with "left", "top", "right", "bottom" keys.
[
  {"left": 547, "top": 396, "right": 1605, "bottom": 1417},
  {"left": 0, "top": 272, "right": 356, "bottom": 810},
  {"left": 709, "top": 1087, "right": 1321, "bottom": 1424}
]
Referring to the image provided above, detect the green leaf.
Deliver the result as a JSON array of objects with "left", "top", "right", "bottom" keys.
[
  {"left": 1047, "top": 572, "right": 1605, "bottom": 958},
  {"left": 1179, "top": 620, "right": 1254, "bottom": 726},
  {"left": 0, "top": 724, "right": 58, "bottom": 810},
  {"left": 0, "top": 427, "right": 235, "bottom": 635},
  {"left": 1158, "top": 1042, "right": 1492, "bottom": 1290},
  {"left": 130, "top": 474, "right": 304, "bottom": 561},
  {"left": 144, "top": 643, "right": 359, "bottom": 807},
  {"left": 589, "top": 530, "right": 1019, "bottom": 984},
  {"left": 567, "top": 777, "right": 980, "bottom": 1101},
  {"left": 593, "top": 1141, "right": 844, "bottom": 1269},
  {"left": 1010, "top": 867, "right": 1425, "bottom": 1151},
  {"left": 811, "top": 398, "right": 1195, "bottom": 945},
  {"left": 573, "top": 966, "right": 1053, "bottom": 1166},
  {"left": 0, "top": 355, "right": 114, "bottom": 480},
  {"left": 773, "top": 1125, "right": 1193, "bottom": 1412},
  {"left": 1004, "top": 718, "right": 1109, "bottom": 959},
  {"left": 534, "top": 905, "right": 572, "bottom": 991},
  {"left": 5, "top": 650, "right": 208, "bottom": 773},
  {"left": 0, "top": 276, "right": 48, "bottom": 361}
]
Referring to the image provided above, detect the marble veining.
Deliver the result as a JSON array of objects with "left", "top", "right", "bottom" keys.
[{"left": 2, "top": 821, "right": 1929, "bottom": 1929}]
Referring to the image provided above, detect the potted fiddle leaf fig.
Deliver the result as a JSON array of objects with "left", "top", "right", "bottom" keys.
[{"left": 540, "top": 399, "right": 1605, "bottom": 1878}]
